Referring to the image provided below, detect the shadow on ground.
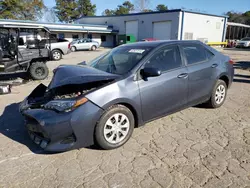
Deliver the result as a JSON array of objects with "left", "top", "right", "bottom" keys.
[
  {"left": 234, "top": 61, "right": 250, "bottom": 70},
  {"left": 234, "top": 71, "right": 250, "bottom": 84},
  {"left": 233, "top": 78, "right": 250, "bottom": 84},
  {"left": 0, "top": 102, "right": 42, "bottom": 153}
]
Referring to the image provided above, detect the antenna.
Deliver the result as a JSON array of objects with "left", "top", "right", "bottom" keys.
[
  {"left": 134, "top": 0, "right": 151, "bottom": 12},
  {"left": 141, "top": 0, "right": 145, "bottom": 11}
]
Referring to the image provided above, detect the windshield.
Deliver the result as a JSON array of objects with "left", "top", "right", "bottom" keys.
[
  {"left": 90, "top": 46, "right": 152, "bottom": 75},
  {"left": 241, "top": 38, "right": 250, "bottom": 41}
]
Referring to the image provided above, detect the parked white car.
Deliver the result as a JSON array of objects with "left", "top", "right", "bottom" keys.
[
  {"left": 70, "top": 38, "right": 100, "bottom": 51},
  {"left": 236, "top": 37, "right": 250, "bottom": 48}
]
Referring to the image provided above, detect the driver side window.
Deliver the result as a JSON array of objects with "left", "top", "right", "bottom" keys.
[{"left": 145, "top": 45, "right": 182, "bottom": 72}]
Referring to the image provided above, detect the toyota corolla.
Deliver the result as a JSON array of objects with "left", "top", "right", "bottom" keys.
[{"left": 20, "top": 40, "right": 234, "bottom": 152}]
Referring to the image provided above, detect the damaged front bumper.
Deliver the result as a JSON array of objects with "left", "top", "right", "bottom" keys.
[{"left": 19, "top": 85, "right": 104, "bottom": 152}]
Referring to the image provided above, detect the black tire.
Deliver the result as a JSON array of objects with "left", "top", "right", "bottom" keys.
[
  {"left": 52, "top": 50, "right": 62, "bottom": 61},
  {"left": 71, "top": 46, "right": 76, "bottom": 52},
  {"left": 91, "top": 45, "right": 97, "bottom": 51},
  {"left": 207, "top": 80, "right": 227, "bottom": 108},
  {"left": 95, "top": 105, "right": 134, "bottom": 150},
  {"left": 29, "top": 62, "right": 49, "bottom": 80}
]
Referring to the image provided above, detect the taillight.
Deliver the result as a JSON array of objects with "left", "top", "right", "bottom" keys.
[
  {"left": 229, "top": 59, "right": 234, "bottom": 64},
  {"left": 68, "top": 43, "right": 70, "bottom": 49}
]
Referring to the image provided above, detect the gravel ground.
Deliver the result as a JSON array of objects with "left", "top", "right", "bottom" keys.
[{"left": 0, "top": 48, "right": 250, "bottom": 188}]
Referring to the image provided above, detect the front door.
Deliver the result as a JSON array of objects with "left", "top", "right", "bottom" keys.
[{"left": 138, "top": 45, "right": 188, "bottom": 122}]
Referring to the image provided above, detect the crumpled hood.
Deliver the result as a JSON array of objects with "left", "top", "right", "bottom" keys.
[{"left": 48, "top": 65, "right": 120, "bottom": 90}]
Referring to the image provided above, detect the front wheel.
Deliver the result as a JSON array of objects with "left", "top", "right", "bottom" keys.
[
  {"left": 95, "top": 105, "right": 134, "bottom": 150},
  {"left": 207, "top": 80, "right": 227, "bottom": 108},
  {"left": 29, "top": 62, "right": 49, "bottom": 80}
]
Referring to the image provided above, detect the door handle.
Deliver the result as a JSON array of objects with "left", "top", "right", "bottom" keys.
[
  {"left": 211, "top": 64, "right": 218, "bottom": 68},
  {"left": 178, "top": 73, "right": 188, "bottom": 79}
]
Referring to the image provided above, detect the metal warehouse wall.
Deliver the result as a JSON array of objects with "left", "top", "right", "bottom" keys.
[
  {"left": 182, "top": 12, "right": 226, "bottom": 42},
  {"left": 78, "top": 12, "right": 181, "bottom": 41}
]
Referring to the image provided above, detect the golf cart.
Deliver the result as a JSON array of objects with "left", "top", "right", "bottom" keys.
[{"left": 0, "top": 24, "right": 51, "bottom": 81}]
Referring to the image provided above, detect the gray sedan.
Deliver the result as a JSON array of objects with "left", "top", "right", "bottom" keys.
[
  {"left": 70, "top": 38, "right": 100, "bottom": 51},
  {"left": 20, "top": 40, "right": 234, "bottom": 152}
]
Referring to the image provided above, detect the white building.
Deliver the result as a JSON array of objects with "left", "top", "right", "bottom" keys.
[
  {"left": 0, "top": 19, "right": 118, "bottom": 47},
  {"left": 77, "top": 9, "right": 228, "bottom": 44},
  {"left": 0, "top": 9, "right": 229, "bottom": 47}
]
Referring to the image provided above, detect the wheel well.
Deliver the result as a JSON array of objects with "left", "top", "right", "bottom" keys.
[
  {"left": 52, "top": 48, "right": 63, "bottom": 55},
  {"left": 29, "top": 58, "right": 47, "bottom": 68},
  {"left": 219, "top": 75, "right": 229, "bottom": 87},
  {"left": 118, "top": 103, "right": 139, "bottom": 128}
]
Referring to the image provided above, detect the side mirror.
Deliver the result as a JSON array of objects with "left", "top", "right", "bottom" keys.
[{"left": 141, "top": 67, "right": 161, "bottom": 78}]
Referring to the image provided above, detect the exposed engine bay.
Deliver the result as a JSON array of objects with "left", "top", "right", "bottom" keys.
[
  {"left": 25, "top": 79, "right": 114, "bottom": 109},
  {"left": 53, "top": 80, "right": 111, "bottom": 99}
]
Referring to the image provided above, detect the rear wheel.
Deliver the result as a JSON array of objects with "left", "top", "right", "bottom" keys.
[
  {"left": 29, "top": 62, "right": 49, "bottom": 80},
  {"left": 71, "top": 46, "right": 76, "bottom": 52},
  {"left": 95, "top": 105, "right": 134, "bottom": 150},
  {"left": 207, "top": 80, "right": 227, "bottom": 108},
  {"left": 52, "top": 50, "right": 62, "bottom": 61},
  {"left": 91, "top": 45, "right": 97, "bottom": 51}
]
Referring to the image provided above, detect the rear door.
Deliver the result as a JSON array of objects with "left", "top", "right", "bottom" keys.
[
  {"left": 138, "top": 45, "right": 188, "bottom": 121},
  {"left": 180, "top": 43, "right": 217, "bottom": 105}
]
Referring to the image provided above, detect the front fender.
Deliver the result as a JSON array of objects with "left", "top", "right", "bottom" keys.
[{"left": 86, "top": 78, "right": 144, "bottom": 126}]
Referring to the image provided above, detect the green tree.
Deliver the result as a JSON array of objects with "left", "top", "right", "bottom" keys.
[
  {"left": 78, "top": 0, "right": 96, "bottom": 17},
  {"left": 142, "top": 9, "right": 153, "bottom": 12},
  {"left": 103, "top": 1, "right": 134, "bottom": 16},
  {"left": 0, "top": 0, "right": 44, "bottom": 20},
  {"left": 226, "top": 11, "right": 249, "bottom": 24},
  {"left": 116, "top": 1, "right": 134, "bottom": 15},
  {"left": 243, "top": 11, "right": 250, "bottom": 25},
  {"left": 55, "top": 0, "right": 78, "bottom": 22},
  {"left": 55, "top": 0, "right": 96, "bottom": 22},
  {"left": 103, "top": 9, "right": 115, "bottom": 16},
  {"left": 156, "top": 4, "right": 168, "bottom": 11}
]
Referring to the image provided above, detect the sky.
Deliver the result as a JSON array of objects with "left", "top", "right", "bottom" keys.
[{"left": 44, "top": 0, "right": 250, "bottom": 16}]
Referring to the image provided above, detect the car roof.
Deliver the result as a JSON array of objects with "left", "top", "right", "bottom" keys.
[{"left": 121, "top": 40, "right": 203, "bottom": 48}]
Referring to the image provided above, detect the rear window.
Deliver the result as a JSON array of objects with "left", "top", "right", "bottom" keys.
[{"left": 182, "top": 44, "right": 210, "bottom": 65}]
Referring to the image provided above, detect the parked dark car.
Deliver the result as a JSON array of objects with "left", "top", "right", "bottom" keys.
[{"left": 20, "top": 40, "right": 234, "bottom": 152}]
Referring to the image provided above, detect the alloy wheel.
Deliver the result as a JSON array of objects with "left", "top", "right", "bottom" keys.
[
  {"left": 103, "top": 113, "right": 130, "bottom": 144},
  {"left": 53, "top": 52, "right": 61, "bottom": 60},
  {"left": 215, "top": 84, "right": 226, "bottom": 104}
]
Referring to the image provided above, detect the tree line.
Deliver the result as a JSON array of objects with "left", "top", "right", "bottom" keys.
[{"left": 0, "top": 0, "right": 249, "bottom": 25}]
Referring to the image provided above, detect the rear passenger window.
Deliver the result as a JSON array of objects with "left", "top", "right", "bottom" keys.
[
  {"left": 182, "top": 44, "right": 208, "bottom": 65},
  {"left": 145, "top": 45, "right": 182, "bottom": 72}
]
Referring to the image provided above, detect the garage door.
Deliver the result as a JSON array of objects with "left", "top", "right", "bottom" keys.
[
  {"left": 126, "top": 21, "right": 138, "bottom": 40},
  {"left": 153, "top": 21, "right": 172, "bottom": 40}
]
